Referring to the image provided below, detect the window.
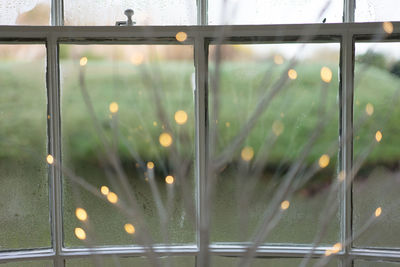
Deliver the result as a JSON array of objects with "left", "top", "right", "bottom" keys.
[{"left": 0, "top": 0, "right": 400, "bottom": 266}]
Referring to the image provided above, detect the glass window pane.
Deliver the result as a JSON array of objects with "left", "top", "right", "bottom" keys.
[
  {"left": 66, "top": 256, "right": 195, "bottom": 266},
  {"left": 0, "top": 0, "right": 50, "bottom": 25},
  {"left": 0, "top": 260, "right": 53, "bottom": 267},
  {"left": 356, "top": 0, "right": 400, "bottom": 22},
  {"left": 212, "top": 256, "right": 338, "bottom": 267},
  {"left": 208, "top": 43, "right": 341, "bottom": 245},
  {"left": 61, "top": 44, "right": 195, "bottom": 247},
  {"left": 64, "top": 0, "right": 196, "bottom": 26},
  {"left": 353, "top": 43, "right": 400, "bottom": 248},
  {"left": 355, "top": 260, "right": 400, "bottom": 267},
  {"left": 0, "top": 45, "right": 50, "bottom": 250},
  {"left": 208, "top": 0, "right": 343, "bottom": 25}
]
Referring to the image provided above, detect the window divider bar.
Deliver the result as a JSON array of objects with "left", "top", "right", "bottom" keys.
[
  {"left": 343, "top": 0, "right": 355, "bottom": 23},
  {"left": 194, "top": 35, "right": 209, "bottom": 266},
  {"left": 47, "top": 35, "right": 64, "bottom": 267},
  {"left": 339, "top": 31, "right": 355, "bottom": 262},
  {"left": 51, "top": 0, "right": 64, "bottom": 26},
  {"left": 197, "top": 0, "right": 208, "bottom": 25}
]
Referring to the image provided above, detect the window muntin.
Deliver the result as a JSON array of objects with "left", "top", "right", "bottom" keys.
[
  {"left": 0, "top": 44, "right": 51, "bottom": 250},
  {"left": 354, "top": 260, "right": 400, "bottom": 266},
  {"left": 353, "top": 42, "right": 400, "bottom": 248},
  {"left": 66, "top": 256, "right": 195, "bottom": 266},
  {"left": 208, "top": 43, "right": 341, "bottom": 244},
  {"left": 60, "top": 44, "right": 196, "bottom": 247}
]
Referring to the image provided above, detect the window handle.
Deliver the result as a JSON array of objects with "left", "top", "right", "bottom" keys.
[{"left": 115, "top": 9, "right": 136, "bottom": 26}]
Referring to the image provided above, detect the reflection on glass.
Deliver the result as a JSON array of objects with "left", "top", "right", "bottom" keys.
[
  {"left": 353, "top": 43, "right": 400, "bottom": 248},
  {"left": 212, "top": 256, "right": 338, "bottom": 267},
  {"left": 0, "top": 45, "right": 50, "bottom": 250},
  {"left": 61, "top": 45, "right": 195, "bottom": 247},
  {"left": 209, "top": 0, "right": 342, "bottom": 25},
  {"left": 66, "top": 256, "right": 195, "bottom": 267},
  {"left": 64, "top": 0, "right": 196, "bottom": 25},
  {"left": 356, "top": 0, "right": 400, "bottom": 22},
  {"left": 209, "top": 44, "right": 340, "bottom": 244},
  {"left": 0, "top": 0, "right": 50, "bottom": 25},
  {"left": 355, "top": 260, "right": 400, "bottom": 267}
]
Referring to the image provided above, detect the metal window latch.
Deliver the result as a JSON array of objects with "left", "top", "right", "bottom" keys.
[{"left": 115, "top": 9, "right": 136, "bottom": 26}]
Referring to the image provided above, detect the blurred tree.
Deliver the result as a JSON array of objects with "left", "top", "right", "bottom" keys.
[
  {"left": 390, "top": 60, "right": 400, "bottom": 78},
  {"left": 356, "top": 51, "right": 387, "bottom": 69}
]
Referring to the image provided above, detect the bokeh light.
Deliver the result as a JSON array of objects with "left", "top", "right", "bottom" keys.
[
  {"left": 320, "top": 67, "right": 332, "bottom": 83},
  {"left": 288, "top": 69, "right": 297, "bottom": 80},
  {"left": 365, "top": 103, "right": 374, "bottom": 116},
  {"left": 124, "top": 223, "right": 135, "bottom": 234},
  {"left": 74, "top": 227, "right": 86, "bottom": 240},
  {"left": 107, "top": 192, "right": 118, "bottom": 204},
  {"left": 46, "top": 154, "right": 54, "bottom": 164},
  {"left": 281, "top": 200, "right": 290, "bottom": 210},
  {"left": 272, "top": 120, "right": 284, "bottom": 136},
  {"left": 174, "top": 110, "right": 188, "bottom": 125},
  {"left": 383, "top": 22, "right": 394, "bottom": 34},
  {"left": 109, "top": 102, "right": 119, "bottom": 114},
  {"left": 75, "top": 208, "right": 88, "bottom": 221},
  {"left": 375, "top": 207, "right": 382, "bottom": 217},
  {"left": 241, "top": 146, "right": 254, "bottom": 161},
  {"left": 375, "top": 131, "right": 382, "bottom": 142},
  {"left": 165, "top": 175, "right": 174, "bottom": 184},
  {"left": 176, "top": 32, "right": 187, "bottom": 42},
  {"left": 100, "top": 186, "right": 109, "bottom": 196},
  {"left": 274, "top": 55, "right": 284, "bottom": 65},
  {"left": 79, "top": 57, "right": 88, "bottom": 66},
  {"left": 159, "top": 132, "right": 173, "bottom": 147},
  {"left": 318, "top": 154, "right": 330, "bottom": 168}
]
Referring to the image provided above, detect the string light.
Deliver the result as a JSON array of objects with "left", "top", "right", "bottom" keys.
[
  {"left": 107, "top": 192, "right": 118, "bottom": 204},
  {"left": 281, "top": 200, "right": 290, "bottom": 210},
  {"left": 375, "top": 207, "right": 382, "bottom": 217},
  {"left": 159, "top": 132, "right": 173, "bottom": 147},
  {"left": 365, "top": 103, "right": 374, "bottom": 116},
  {"left": 241, "top": 146, "right": 254, "bottom": 161},
  {"left": 383, "top": 22, "right": 394, "bottom": 34},
  {"left": 174, "top": 110, "right": 188, "bottom": 125},
  {"left": 319, "top": 154, "right": 330, "bottom": 168},
  {"left": 288, "top": 69, "right": 297, "bottom": 80},
  {"left": 100, "top": 186, "right": 109, "bottom": 196},
  {"left": 79, "top": 57, "right": 88, "bottom": 66},
  {"left": 375, "top": 131, "right": 382, "bottom": 142},
  {"left": 74, "top": 227, "right": 86, "bottom": 240},
  {"left": 109, "top": 102, "right": 119, "bottom": 114},
  {"left": 165, "top": 175, "right": 174, "bottom": 184},
  {"left": 46, "top": 154, "right": 54, "bottom": 164},
  {"left": 320, "top": 67, "right": 332, "bottom": 83},
  {"left": 75, "top": 208, "right": 88, "bottom": 221},
  {"left": 124, "top": 223, "right": 136, "bottom": 234},
  {"left": 176, "top": 32, "right": 187, "bottom": 42},
  {"left": 147, "top": 162, "right": 155, "bottom": 169},
  {"left": 274, "top": 55, "right": 284, "bottom": 65}
]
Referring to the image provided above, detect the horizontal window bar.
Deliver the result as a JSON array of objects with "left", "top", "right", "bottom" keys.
[
  {"left": 0, "top": 249, "right": 54, "bottom": 263},
  {"left": 0, "top": 23, "right": 399, "bottom": 40}
]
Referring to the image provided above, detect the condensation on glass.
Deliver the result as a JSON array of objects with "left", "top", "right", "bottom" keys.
[
  {"left": 356, "top": 0, "right": 400, "bottom": 22},
  {"left": 64, "top": 0, "right": 196, "bottom": 25},
  {"left": 0, "top": 0, "right": 50, "bottom": 25},
  {"left": 353, "top": 43, "right": 400, "bottom": 248},
  {"left": 60, "top": 44, "right": 195, "bottom": 247},
  {"left": 0, "top": 45, "right": 50, "bottom": 250},
  {"left": 354, "top": 260, "right": 400, "bottom": 267},
  {"left": 208, "top": 43, "right": 341, "bottom": 244},
  {"left": 66, "top": 256, "right": 195, "bottom": 266},
  {"left": 208, "top": 0, "right": 343, "bottom": 25}
]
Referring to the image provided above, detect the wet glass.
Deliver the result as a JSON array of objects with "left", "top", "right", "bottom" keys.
[
  {"left": 0, "top": 0, "right": 50, "bottom": 25},
  {"left": 0, "top": 45, "right": 50, "bottom": 250},
  {"left": 208, "top": 0, "right": 343, "bottom": 25},
  {"left": 64, "top": 0, "right": 196, "bottom": 26},
  {"left": 60, "top": 44, "right": 195, "bottom": 247},
  {"left": 209, "top": 43, "right": 341, "bottom": 245},
  {"left": 356, "top": 0, "right": 400, "bottom": 22},
  {"left": 353, "top": 43, "right": 400, "bottom": 248}
]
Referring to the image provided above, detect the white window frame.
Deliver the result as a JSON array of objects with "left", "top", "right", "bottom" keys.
[{"left": 1, "top": 0, "right": 400, "bottom": 266}]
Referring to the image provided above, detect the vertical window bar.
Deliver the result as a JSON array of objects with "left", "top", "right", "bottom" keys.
[
  {"left": 197, "top": 0, "right": 208, "bottom": 25},
  {"left": 194, "top": 35, "right": 209, "bottom": 266},
  {"left": 339, "top": 31, "right": 355, "bottom": 265},
  {"left": 47, "top": 36, "right": 64, "bottom": 267},
  {"left": 343, "top": 0, "right": 355, "bottom": 22},
  {"left": 51, "top": 0, "right": 64, "bottom": 26}
]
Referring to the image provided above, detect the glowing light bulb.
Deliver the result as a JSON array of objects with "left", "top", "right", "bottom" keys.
[
  {"left": 241, "top": 146, "right": 254, "bottom": 161},
  {"left": 107, "top": 192, "right": 118, "bottom": 204},
  {"left": 159, "top": 133, "right": 173, "bottom": 147},
  {"left": 74, "top": 227, "right": 86, "bottom": 240},
  {"left": 109, "top": 102, "right": 119, "bottom": 114},
  {"left": 375, "top": 131, "right": 382, "bottom": 142},
  {"left": 80, "top": 57, "right": 88, "bottom": 66},
  {"left": 165, "top": 175, "right": 174, "bottom": 184},
  {"left": 176, "top": 32, "right": 187, "bottom": 42},
  {"left": 46, "top": 154, "right": 54, "bottom": 164},
  {"left": 375, "top": 207, "right": 382, "bottom": 217},
  {"left": 75, "top": 208, "right": 88, "bottom": 221},
  {"left": 281, "top": 200, "right": 290, "bottom": 210},
  {"left": 319, "top": 154, "right": 330, "bottom": 168},
  {"left": 274, "top": 55, "right": 284, "bottom": 65},
  {"left": 320, "top": 67, "right": 332, "bottom": 83},
  {"left": 383, "top": 22, "right": 394, "bottom": 34},
  {"left": 100, "top": 186, "right": 109, "bottom": 195},
  {"left": 365, "top": 103, "right": 374, "bottom": 116},
  {"left": 147, "top": 162, "right": 155, "bottom": 169},
  {"left": 174, "top": 110, "right": 188, "bottom": 125},
  {"left": 272, "top": 120, "right": 284, "bottom": 136},
  {"left": 288, "top": 69, "right": 297, "bottom": 80},
  {"left": 124, "top": 223, "right": 135, "bottom": 234}
]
